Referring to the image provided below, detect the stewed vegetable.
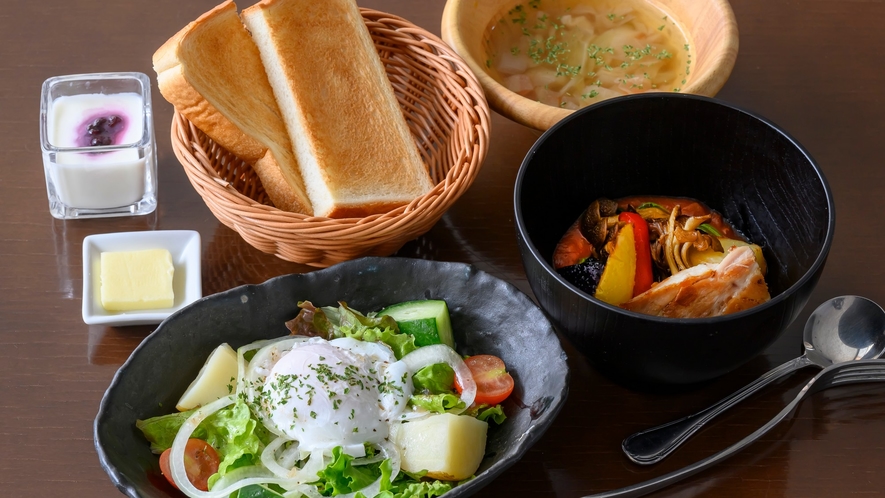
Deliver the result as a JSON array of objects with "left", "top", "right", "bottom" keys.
[{"left": 554, "top": 196, "right": 770, "bottom": 318}]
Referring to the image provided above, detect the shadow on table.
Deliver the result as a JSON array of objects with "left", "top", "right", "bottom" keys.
[{"left": 87, "top": 324, "right": 154, "bottom": 365}]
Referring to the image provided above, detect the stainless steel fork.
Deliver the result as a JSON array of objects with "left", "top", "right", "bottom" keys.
[{"left": 581, "top": 359, "right": 885, "bottom": 498}]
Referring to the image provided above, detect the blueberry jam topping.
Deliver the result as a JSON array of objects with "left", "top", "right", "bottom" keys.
[{"left": 80, "top": 114, "right": 126, "bottom": 147}]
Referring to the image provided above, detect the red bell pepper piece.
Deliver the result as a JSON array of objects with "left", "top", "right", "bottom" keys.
[{"left": 618, "top": 212, "right": 653, "bottom": 296}]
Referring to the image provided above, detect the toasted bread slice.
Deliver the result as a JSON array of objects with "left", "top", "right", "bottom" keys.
[
  {"left": 241, "top": 0, "right": 434, "bottom": 218},
  {"left": 152, "top": 0, "right": 312, "bottom": 214},
  {"left": 251, "top": 150, "right": 311, "bottom": 213}
]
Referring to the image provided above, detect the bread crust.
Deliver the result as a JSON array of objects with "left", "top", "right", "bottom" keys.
[
  {"left": 252, "top": 150, "right": 313, "bottom": 213},
  {"left": 154, "top": 48, "right": 267, "bottom": 163},
  {"left": 152, "top": 0, "right": 312, "bottom": 215},
  {"left": 241, "top": 0, "right": 434, "bottom": 218}
]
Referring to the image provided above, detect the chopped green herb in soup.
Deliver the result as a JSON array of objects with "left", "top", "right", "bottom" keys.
[{"left": 485, "top": 0, "right": 691, "bottom": 109}]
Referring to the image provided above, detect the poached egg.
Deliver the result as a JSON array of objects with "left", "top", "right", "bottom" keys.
[{"left": 247, "top": 337, "right": 412, "bottom": 457}]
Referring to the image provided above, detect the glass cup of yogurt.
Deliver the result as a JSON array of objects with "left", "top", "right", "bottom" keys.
[{"left": 40, "top": 72, "right": 158, "bottom": 219}]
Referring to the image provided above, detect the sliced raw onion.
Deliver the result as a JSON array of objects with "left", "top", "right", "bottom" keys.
[
  {"left": 377, "top": 439, "right": 400, "bottom": 482},
  {"left": 258, "top": 437, "right": 327, "bottom": 485},
  {"left": 397, "top": 408, "right": 433, "bottom": 422},
  {"left": 298, "top": 450, "right": 328, "bottom": 485},
  {"left": 351, "top": 439, "right": 394, "bottom": 466},
  {"left": 400, "top": 344, "right": 476, "bottom": 414},
  {"left": 169, "top": 395, "right": 306, "bottom": 498},
  {"left": 261, "top": 437, "right": 296, "bottom": 479},
  {"left": 278, "top": 440, "right": 303, "bottom": 469},
  {"left": 236, "top": 343, "right": 263, "bottom": 397},
  {"left": 352, "top": 452, "right": 384, "bottom": 466},
  {"left": 169, "top": 395, "right": 233, "bottom": 497},
  {"left": 237, "top": 336, "right": 311, "bottom": 396},
  {"left": 241, "top": 336, "right": 314, "bottom": 438},
  {"left": 242, "top": 337, "right": 313, "bottom": 391},
  {"left": 208, "top": 465, "right": 324, "bottom": 497},
  {"left": 208, "top": 465, "right": 274, "bottom": 490},
  {"left": 169, "top": 336, "right": 416, "bottom": 497},
  {"left": 283, "top": 483, "right": 323, "bottom": 498}
]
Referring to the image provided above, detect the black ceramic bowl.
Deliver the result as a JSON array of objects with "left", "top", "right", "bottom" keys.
[
  {"left": 95, "top": 257, "right": 568, "bottom": 497},
  {"left": 515, "top": 94, "right": 834, "bottom": 386}
]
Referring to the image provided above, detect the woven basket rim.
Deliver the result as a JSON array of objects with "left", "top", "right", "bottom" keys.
[{"left": 169, "top": 8, "right": 491, "bottom": 266}]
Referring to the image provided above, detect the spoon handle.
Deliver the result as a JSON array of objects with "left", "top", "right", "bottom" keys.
[
  {"left": 621, "top": 355, "right": 815, "bottom": 465},
  {"left": 585, "top": 360, "right": 885, "bottom": 498}
]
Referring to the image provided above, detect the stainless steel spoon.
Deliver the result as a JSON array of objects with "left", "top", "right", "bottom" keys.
[
  {"left": 584, "top": 358, "right": 885, "bottom": 498},
  {"left": 622, "top": 295, "right": 885, "bottom": 465}
]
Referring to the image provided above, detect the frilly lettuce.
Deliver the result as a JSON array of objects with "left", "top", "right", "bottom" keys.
[
  {"left": 136, "top": 399, "right": 269, "bottom": 485},
  {"left": 202, "top": 400, "right": 270, "bottom": 476},
  {"left": 287, "top": 301, "right": 418, "bottom": 360},
  {"left": 135, "top": 410, "right": 192, "bottom": 454},
  {"left": 409, "top": 359, "right": 506, "bottom": 423},
  {"left": 408, "top": 393, "right": 466, "bottom": 414},
  {"left": 411, "top": 363, "right": 454, "bottom": 393},
  {"left": 467, "top": 404, "right": 507, "bottom": 425},
  {"left": 378, "top": 477, "right": 453, "bottom": 498},
  {"left": 409, "top": 362, "right": 465, "bottom": 414},
  {"left": 316, "top": 447, "right": 380, "bottom": 495},
  {"left": 313, "top": 447, "right": 453, "bottom": 498}
]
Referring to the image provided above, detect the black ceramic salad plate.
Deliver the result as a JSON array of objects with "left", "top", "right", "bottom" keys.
[{"left": 94, "top": 257, "right": 569, "bottom": 497}]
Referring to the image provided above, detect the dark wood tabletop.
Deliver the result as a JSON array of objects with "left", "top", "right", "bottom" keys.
[{"left": 4, "top": 0, "right": 885, "bottom": 496}]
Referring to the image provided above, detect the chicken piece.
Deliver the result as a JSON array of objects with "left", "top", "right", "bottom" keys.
[{"left": 621, "top": 245, "right": 770, "bottom": 318}]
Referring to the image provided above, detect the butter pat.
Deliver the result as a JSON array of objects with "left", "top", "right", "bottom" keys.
[{"left": 100, "top": 249, "right": 174, "bottom": 311}]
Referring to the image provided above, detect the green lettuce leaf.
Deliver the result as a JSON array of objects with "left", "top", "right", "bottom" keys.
[
  {"left": 315, "top": 447, "right": 382, "bottom": 495},
  {"left": 200, "top": 400, "right": 267, "bottom": 476},
  {"left": 408, "top": 393, "right": 465, "bottom": 414},
  {"left": 376, "top": 329, "right": 418, "bottom": 360},
  {"left": 290, "top": 301, "right": 418, "bottom": 360},
  {"left": 135, "top": 409, "right": 195, "bottom": 454},
  {"left": 411, "top": 364, "right": 455, "bottom": 394},
  {"left": 137, "top": 399, "right": 269, "bottom": 487},
  {"left": 375, "top": 479, "right": 453, "bottom": 498},
  {"left": 464, "top": 404, "right": 507, "bottom": 425},
  {"left": 378, "top": 459, "right": 453, "bottom": 498},
  {"left": 232, "top": 484, "right": 286, "bottom": 498},
  {"left": 313, "top": 450, "right": 454, "bottom": 498}
]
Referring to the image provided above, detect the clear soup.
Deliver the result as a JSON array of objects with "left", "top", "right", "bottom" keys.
[{"left": 485, "top": 0, "right": 691, "bottom": 109}]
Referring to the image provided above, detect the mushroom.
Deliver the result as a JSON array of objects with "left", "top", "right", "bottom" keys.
[
  {"left": 664, "top": 207, "right": 725, "bottom": 274},
  {"left": 664, "top": 206, "right": 681, "bottom": 275},
  {"left": 579, "top": 198, "right": 619, "bottom": 250}
]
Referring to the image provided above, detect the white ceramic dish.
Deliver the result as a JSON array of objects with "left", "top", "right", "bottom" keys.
[{"left": 82, "top": 230, "right": 202, "bottom": 326}]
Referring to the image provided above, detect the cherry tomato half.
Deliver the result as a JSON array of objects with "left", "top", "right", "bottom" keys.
[
  {"left": 159, "top": 438, "right": 221, "bottom": 491},
  {"left": 455, "top": 354, "right": 515, "bottom": 405}
]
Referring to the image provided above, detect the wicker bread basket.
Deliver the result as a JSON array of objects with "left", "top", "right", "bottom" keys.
[{"left": 171, "top": 8, "right": 490, "bottom": 268}]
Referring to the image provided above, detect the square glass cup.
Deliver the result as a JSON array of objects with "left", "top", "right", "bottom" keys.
[{"left": 40, "top": 72, "right": 158, "bottom": 219}]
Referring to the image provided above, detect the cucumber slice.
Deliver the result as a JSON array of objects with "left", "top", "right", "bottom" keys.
[{"left": 378, "top": 300, "right": 454, "bottom": 348}]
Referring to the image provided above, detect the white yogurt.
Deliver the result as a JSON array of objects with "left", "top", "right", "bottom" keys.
[{"left": 46, "top": 93, "right": 146, "bottom": 209}]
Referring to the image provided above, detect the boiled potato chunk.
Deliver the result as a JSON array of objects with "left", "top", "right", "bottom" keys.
[
  {"left": 176, "top": 343, "right": 238, "bottom": 411},
  {"left": 395, "top": 413, "right": 488, "bottom": 481}
]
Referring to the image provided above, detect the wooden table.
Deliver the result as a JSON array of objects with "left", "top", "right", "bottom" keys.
[{"left": 3, "top": 0, "right": 885, "bottom": 496}]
